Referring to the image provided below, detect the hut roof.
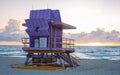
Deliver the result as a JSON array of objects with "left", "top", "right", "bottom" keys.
[{"left": 23, "top": 9, "right": 76, "bottom": 30}]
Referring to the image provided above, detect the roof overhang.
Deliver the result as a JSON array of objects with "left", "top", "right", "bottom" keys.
[
  {"left": 22, "top": 23, "right": 27, "bottom": 27},
  {"left": 51, "top": 22, "right": 76, "bottom": 29}
]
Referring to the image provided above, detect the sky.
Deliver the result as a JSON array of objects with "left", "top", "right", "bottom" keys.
[{"left": 0, "top": 0, "right": 120, "bottom": 45}]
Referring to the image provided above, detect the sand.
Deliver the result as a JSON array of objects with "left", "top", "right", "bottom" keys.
[{"left": 0, "top": 57, "right": 120, "bottom": 75}]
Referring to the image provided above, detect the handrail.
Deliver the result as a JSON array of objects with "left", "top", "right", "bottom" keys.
[
  {"left": 52, "top": 42, "right": 74, "bottom": 45},
  {"left": 21, "top": 37, "right": 29, "bottom": 47},
  {"left": 53, "top": 37, "right": 75, "bottom": 49},
  {"left": 21, "top": 37, "right": 75, "bottom": 49}
]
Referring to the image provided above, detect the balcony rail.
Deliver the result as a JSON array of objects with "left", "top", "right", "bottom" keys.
[
  {"left": 21, "top": 37, "right": 29, "bottom": 47},
  {"left": 21, "top": 37, "right": 75, "bottom": 49},
  {"left": 53, "top": 37, "right": 75, "bottom": 49}
]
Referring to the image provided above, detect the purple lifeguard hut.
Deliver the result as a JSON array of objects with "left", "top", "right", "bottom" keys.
[{"left": 22, "top": 9, "right": 80, "bottom": 68}]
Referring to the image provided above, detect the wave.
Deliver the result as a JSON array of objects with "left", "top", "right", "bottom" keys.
[
  {"left": 0, "top": 45, "right": 120, "bottom": 60},
  {"left": 72, "top": 52, "right": 96, "bottom": 59},
  {"left": 0, "top": 52, "right": 22, "bottom": 54}
]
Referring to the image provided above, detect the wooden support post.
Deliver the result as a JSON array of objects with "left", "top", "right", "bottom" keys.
[
  {"left": 25, "top": 53, "right": 32, "bottom": 65},
  {"left": 37, "top": 53, "right": 41, "bottom": 64},
  {"left": 50, "top": 53, "right": 52, "bottom": 64},
  {"left": 70, "top": 39, "right": 71, "bottom": 49},
  {"left": 25, "top": 57, "right": 29, "bottom": 65},
  {"left": 46, "top": 53, "right": 48, "bottom": 64},
  {"left": 54, "top": 37, "right": 56, "bottom": 48},
  {"left": 73, "top": 40, "right": 74, "bottom": 49},
  {"left": 50, "top": 25, "right": 52, "bottom": 48},
  {"left": 41, "top": 53, "right": 45, "bottom": 64},
  {"left": 66, "top": 38, "right": 67, "bottom": 49},
  {"left": 54, "top": 27, "right": 56, "bottom": 48},
  {"left": 40, "top": 53, "right": 42, "bottom": 64}
]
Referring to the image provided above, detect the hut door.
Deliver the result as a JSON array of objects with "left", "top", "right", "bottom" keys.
[{"left": 39, "top": 37, "right": 47, "bottom": 48}]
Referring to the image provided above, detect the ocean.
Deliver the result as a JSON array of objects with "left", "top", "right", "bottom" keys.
[{"left": 0, "top": 45, "right": 120, "bottom": 60}]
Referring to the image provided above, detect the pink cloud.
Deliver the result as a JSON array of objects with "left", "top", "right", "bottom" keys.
[{"left": 64, "top": 28, "right": 120, "bottom": 44}]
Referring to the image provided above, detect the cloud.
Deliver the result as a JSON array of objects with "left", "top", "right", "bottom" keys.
[
  {"left": 1, "top": 19, "right": 120, "bottom": 45},
  {"left": 64, "top": 28, "right": 120, "bottom": 44},
  {"left": 0, "top": 19, "right": 27, "bottom": 42}
]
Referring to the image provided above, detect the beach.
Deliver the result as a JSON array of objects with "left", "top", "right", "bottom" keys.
[{"left": 0, "top": 57, "right": 120, "bottom": 75}]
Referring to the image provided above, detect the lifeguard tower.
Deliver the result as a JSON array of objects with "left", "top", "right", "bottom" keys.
[{"left": 22, "top": 9, "right": 80, "bottom": 68}]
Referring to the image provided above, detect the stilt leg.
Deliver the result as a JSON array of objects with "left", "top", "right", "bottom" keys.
[
  {"left": 57, "top": 54, "right": 65, "bottom": 68},
  {"left": 25, "top": 57, "right": 29, "bottom": 65},
  {"left": 67, "top": 53, "right": 75, "bottom": 67},
  {"left": 25, "top": 53, "right": 32, "bottom": 65}
]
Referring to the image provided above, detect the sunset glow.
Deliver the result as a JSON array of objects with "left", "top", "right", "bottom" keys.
[
  {"left": 0, "top": 41, "right": 23, "bottom": 45},
  {"left": 0, "top": 41, "right": 120, "bottom": 46},
  {"left": 77, "top": 42, "right": 120, "bottom": 46},
  {"left": 80, "top": 42, "right": 105, "bottom": 46}
]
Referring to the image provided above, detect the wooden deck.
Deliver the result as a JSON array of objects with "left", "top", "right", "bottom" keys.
[
  {"left": 23, "top": 50, "right": 75, "bottom": 53},
  {"left": 12, "top": 64, "right": 71, "bottom": 70}
]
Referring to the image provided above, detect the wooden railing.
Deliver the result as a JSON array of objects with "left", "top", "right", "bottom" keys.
[
  {"left": 53, "top": 37, "right": 75, "bottom": 49},
  {"left": 21, "top": 37, "right": 75, "bottom": 49},
  {"left": 21, "top": 37, "right": 29, "bottom": 47}
]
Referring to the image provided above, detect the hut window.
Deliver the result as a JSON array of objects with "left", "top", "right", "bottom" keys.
[
  {"left": 34, "top": 39, "right": 39, "bottom": 48},
  {"left": 39, "top": 37, "right": 47, "bottom": 48}
]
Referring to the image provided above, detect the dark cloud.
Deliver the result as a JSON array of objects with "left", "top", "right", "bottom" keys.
[
  {"left": 64, "top": 28, "right": 120, "bottom": 44},
  {"left": 0, "top": 19, "right": 27, "bottom": 42}
]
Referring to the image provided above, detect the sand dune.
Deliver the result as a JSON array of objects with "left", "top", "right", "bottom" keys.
[{"left": 0, "top": 57, "right": 120, "bottom": 75}]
